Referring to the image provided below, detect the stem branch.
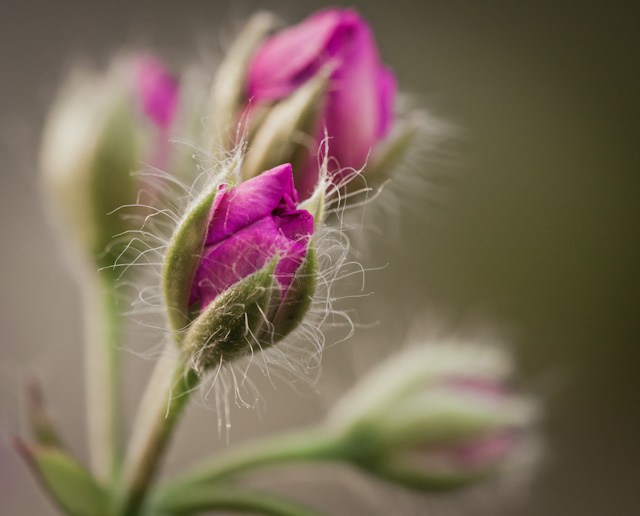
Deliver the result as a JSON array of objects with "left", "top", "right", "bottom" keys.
[
  {"left": 156, "top": 428, "right": 343, "bottom": 507},
  {"left": 155, "top": 484, "right": 327, "bottom": 516},
  {"left": 117, "top": 345, "right": 200, "bottom": 516},
  {"left": 84, "top": 271, "right": 123, "bottom": 482}
]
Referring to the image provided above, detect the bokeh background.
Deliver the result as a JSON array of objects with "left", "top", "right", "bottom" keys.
[{"left": 1, "top": 0, "right": 639, "bottom": 514}]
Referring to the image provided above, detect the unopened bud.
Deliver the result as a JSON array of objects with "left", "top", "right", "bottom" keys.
[
  {"left": 328, "top": 342, "right": 539, "bottom": 491},
  {"left": 40, "top": 54, "right": 179, "bottom": 270},
  {"left": 163, "top": 163, "right": 316, "bottom": 371}
]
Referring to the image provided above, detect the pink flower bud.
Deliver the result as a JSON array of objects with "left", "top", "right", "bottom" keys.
[
  {"left": 163, "top": 163, "right": 316, "bottom": 369},
  {"left": 135, "top": 56, "right": 180, "bottom": 130},
  {"left": 247, "top": 9, "right": 396, "bottom": 196},
  {"left": 190, "top": 164, "right": 314, "bottom": 311}
]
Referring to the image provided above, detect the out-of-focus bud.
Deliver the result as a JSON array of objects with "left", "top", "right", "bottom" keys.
[
  {"left": 40, "top": 54, "right": 179, "bottom": 270},
  {"left": 163, "top": 163, "right": 316, "bottom": 371},
  {"left": 328, "top": 342, "right": 539, "bottom": 491},
  {"left": 208, "top": 9, "right": 395, "bottom": 198},
  {"left": 246, "top": 8, "right": 396, "bottom": 197}
]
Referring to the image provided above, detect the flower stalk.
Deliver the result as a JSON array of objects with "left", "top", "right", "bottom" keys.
[
  {"left": 155, "top": 485, "right": 327, "bottom": 516},
  {"left": 83, "top": 269, "right": 124, "bottom": 482},
  {"left": 117, "top": 346, "right": 199, "bottom": 516},
  {"left": 154, "top": 428, "right": 344, "bottom": 508}
]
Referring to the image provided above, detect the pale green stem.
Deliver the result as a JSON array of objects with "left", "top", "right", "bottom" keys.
[
  {"left": 155, "top": 484, "right": 327, "bottom": 516},
  {"left": 84, "top": 270, "right": 123, "bottom": 482},
  {"left": 117, "top": 345, "right": 200, "bottom": 516},
  {"left": 155, "top": 428, "right": 344, "bottom": 508}
]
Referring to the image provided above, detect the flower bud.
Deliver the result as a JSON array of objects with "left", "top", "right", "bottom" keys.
[
  {"left": 40, "top": 54, "right": 179, "bottom": 270},
  {"left": 328, "top": 342, "right": 539, "bottom": 491},
  {"left": 163, "top": 163, "right": 316, "bottom": 371},
  {"left": 234, "top": 8, "right": 396, "bottom": 198}
]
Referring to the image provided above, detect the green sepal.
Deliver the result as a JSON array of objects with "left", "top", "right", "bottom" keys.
[
  {"left": 207, "top": 12, "right": 277, "bottom": 155},
  {"left": 271, "top": 244, "right": 317, "bottom": 339},
  {"left": 89, "top": 99, "right": 139, "bottom": 271},
  {"left": 356, "top": 113, "right": 424, "bottom": 188},
  {"left": 163, "top": 184, "right": 221, "bottom": 334},
  {"left": 16, "top": 440, "right": 108, "bottom": 516},
  {"left": 182, "top": 258, "right": 278, "bottom": 371},
  {"left": 361, "top": 455, "right": 486, "bottom": 493},
  {"left": 242, "top": 65, "right": 333, "bottom": 181},
  {"left": 299, "top": 188, "right": 326, "bottom": 228}
]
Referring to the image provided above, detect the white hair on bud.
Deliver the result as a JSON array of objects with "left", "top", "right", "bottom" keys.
[{"left": 100, "top": 124, "right": 383, "bottom": 434}]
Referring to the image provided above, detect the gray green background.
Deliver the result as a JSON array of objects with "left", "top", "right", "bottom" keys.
[{"left": 1, "top": 1, "right": 638, "bottom": 514}]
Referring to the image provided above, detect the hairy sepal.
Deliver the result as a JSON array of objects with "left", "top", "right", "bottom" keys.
[
  {"left": 242, "top": 65, "right": 333, "bottom": 180},
  {"left": 208, "top": 12, "right": 277, "bottom": 153},
  {"left": 183, "top": 258, "right": 278, "bottom": 372},
  {"left": 271, "top": 244, "right": 317, "bottom": 339},
  {"left": 360, "top": 113, "right": 424, "bottom": 186},
  {"left": 163, "top": 184, "right": 221, "bottom": 334}
]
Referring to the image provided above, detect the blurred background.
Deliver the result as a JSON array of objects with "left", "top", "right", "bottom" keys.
[{"left": 1, "top": 0, "right": 639, "bottom": 514}]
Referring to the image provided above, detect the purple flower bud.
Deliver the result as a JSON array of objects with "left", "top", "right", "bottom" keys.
[
  {"left": 190, "top": 164, "right": 314, "bottom": 311},
  {"left": 163, "top": 162, "right": 316, "bottom": 369},
  {"left": 247, "top": 9, "right": 396, "bottom": 196}
]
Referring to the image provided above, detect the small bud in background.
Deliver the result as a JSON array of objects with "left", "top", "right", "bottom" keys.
[
  {"left": 163, "top": 162, "right": 316, "bottom": 371},
  {"left": 40, "top": 53, "right": 180, "bottom": 270},
  {"left": 328, "top": 342, "right": 539, "bottom": 491}
]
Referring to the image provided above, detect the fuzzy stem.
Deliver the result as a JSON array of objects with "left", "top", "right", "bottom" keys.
[
  {"left": 155, "top": 484, "right": 327, "bottom": 516},
  {"left": 117, "top": 345, "right": 200, "bottom": 516},
  {"left": 84, "top": 270, "right": 123, "bottom": 482},
  {"left": 155, "top": 428, "right": 344, "bottom": 507}
]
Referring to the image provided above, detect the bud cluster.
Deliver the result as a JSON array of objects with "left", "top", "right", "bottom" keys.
[{"left": 20, "top": 6, "right": 542, "bottom": 516}]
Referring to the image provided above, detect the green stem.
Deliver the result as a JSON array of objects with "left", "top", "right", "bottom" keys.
[
  {"left": 155, "top": 484, "right": 327, "bottom": 516},
  {"left": 117, "top": 345, "right": 200, "bottom": 516},
  {"left": 84, "top": 270, "right": 123, "bottom": 482},
  {"left": 156, "top": 428, "right": 343, "bottom": 506}
]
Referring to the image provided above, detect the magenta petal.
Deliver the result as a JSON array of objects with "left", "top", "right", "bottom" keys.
[
  {"left": 205, "top": 164, "right": 295, "bottom": 245},
  {"left": 195, "top": 217, "right": 283, "bottom": 308},
  {"left": 248, "top": 9, "right": 350, "bottom": 100},
  {"left": 136, "top": 57, "right": 179, "bottom": 129},
  {"left": 376, "top": 66, "right": 397, "bottom": 139},
  {"left": 246, "top": 9, "right": 396, "bottom": 197},
  {"left": 322, "top": 19, "right": 385, "bottom": 168},
  {"left": 193, "top": 163, "right": 313, "bottom": 311},
  {"left": 195, "top": 214, "right": 309, "bottom": 308},
  {"left": 274, "top": 210, "right": 314, "bottom": 241}
]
